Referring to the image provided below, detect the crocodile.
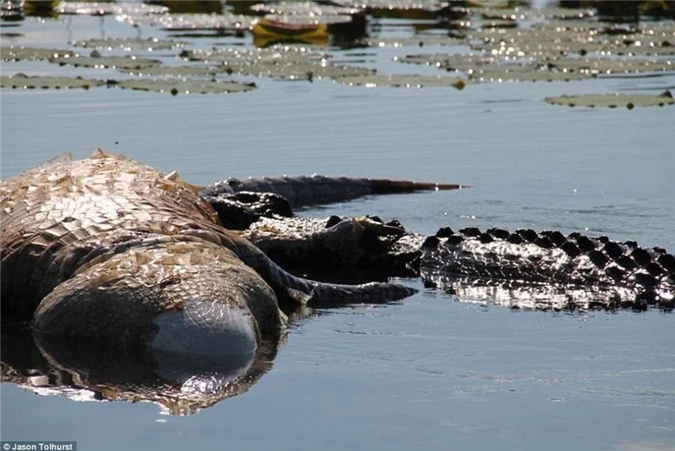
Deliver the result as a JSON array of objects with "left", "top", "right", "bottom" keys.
[
  {"left": 204, "top": 182, "right": 675, "bottom": 311},
  {"left": 0, "top": 150, "right": 459, "bottom": 356},
  {"left": 2, "top": 151, "right": 673, "bottom": 415}
]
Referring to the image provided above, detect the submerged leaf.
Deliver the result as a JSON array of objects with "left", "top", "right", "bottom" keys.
[
  {"left": 335, "top": 73, "right": 468, "bottom": 88},
  {"left": 250, "top": 2, "right": 360, "bottom": 16},
  {"left": 50, "top": 53, "right": 162, "bottom": 70},
  {"left": 1, "top": 46, "right": 74, "bottom": 61},
  {"left": 72, "top": 38, "right": 185, "bottom": 51},
  {"left": 544, "top": 91, "right": 675, "bottom": 108},
  {"left": 118, "top": 13, "right": 254, "bottom": 31},
  {"left": 547, "top": 57, "right": 674, "bottom": 75},
  {"left": 329, "top": 0, "right": 444, "bottom": 11},
  {"left": 0, "top": 73, "right": 104, "bottom": 90},
  {"left": 114, "top": 79, "right": 256, "bottom": 95},
  {"left": 469, "top": 20, "right": 675, "bottom": 59},
  {"left": 468, "top": 65, "right": 590, "bottom": 82},
  {"left": 182, "top": 46, "right": 372, "bottom": 80},
  {"left": 120, "top": 65, "right": 221, "bottom": 77},
  {"left": 55, "top": 2, "right": 168, "bottom": 16},
  {"left": 396, "top": 53, "right": 495, "bottom": 71},
  {"left": 362, "top": 35, "right": 466, "bottom": 47}
]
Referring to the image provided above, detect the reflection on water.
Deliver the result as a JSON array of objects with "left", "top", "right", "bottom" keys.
[
  {"left": 1, "top": 323, "right": 279, "bottom": 416},
  {"left": 2, "top": 1, "right": 674, "bottom": 450}
]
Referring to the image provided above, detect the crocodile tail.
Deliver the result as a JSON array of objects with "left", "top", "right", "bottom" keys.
[
  {"left": 366, "top": 178, "right": 465, "bottom": 194},
  {"left": 205, "top": 175, "right": 465, "bottom": 208}
]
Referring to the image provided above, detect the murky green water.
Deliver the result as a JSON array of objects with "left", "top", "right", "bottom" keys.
[{"left": 2, "top": 3, "right": 674, "bottom": 451}]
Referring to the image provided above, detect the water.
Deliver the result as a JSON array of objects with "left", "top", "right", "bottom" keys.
[{"left": 2, "top": 7, "right": 675, "bottom": 451}]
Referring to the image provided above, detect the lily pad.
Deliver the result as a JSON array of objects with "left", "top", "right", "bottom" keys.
[
  {"left": 329, "top": 0, "right": 444, "bottom": 11},
  {"left": 112, "top": 79, "right": 256, "bottom": 95},
  {"left": 475, "top": 6, "right": 595, "bottom": 21},
  {"left": 544, "top": 90, "right": 675, "bottom": 108},
  {"left": 470, "top": 21, "right": 675, "bottom": 59},
  {"left": 71, "top": 38, "right": 185, "bottom": 51},
  {"left": 396, "top": 53, "right": 497, "bottom": 71},
  {"left": 50, "top": 52, "right": 162, "bottom": 70},
  {"left": 468, "top": 65, "right": 590, "bottom": 82},
  {"left": 258, "top": 12, "right": 353, "bottom": 26},
  {"left": 362, "top": 35, "right": 466, "bottom": 47},
  {"left": 55, "top": 2, "right": 168, "bottom": 16},
  {"left": 397, "top": 52, "right": 594, "bottom": 83},
  {"left": 469, "top": 27, "right": 605, "bottom": 58},
  {"left": 118, "top": 13, "right": 254, "bottom": 31},
  {"left": 0, "top": 73, "right": 104, "bottom": 90},
  {"left": 546, "top": 57, "right": 674, "bottom": 75},
  {"left": 250, "top": 2, "right": 360, "bottom": 17},
  {"left": 182, "top": 46, "right": 373, "bottom": 80},
  {"left": 120, "top": 65, "right": 221, "bottom": 78},
  {"left": 335, "top": 73, "right": 468, "bottom": 88},
  {"left": 1, "top": 46, "right": 74, "bottom": 61}
]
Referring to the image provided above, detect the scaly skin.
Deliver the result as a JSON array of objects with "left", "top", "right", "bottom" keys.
[
  {"left": 204, "top": 174, "right": 464, "bottom": 208},
  {"left": 420, "top": 227, "right": 675, "bottom": 310},
  {"left": 0, "top": 151, "right": 416, "bottom": 352},
  {"left": 221, "top": 194, "right": 674, "bottom": 310}
]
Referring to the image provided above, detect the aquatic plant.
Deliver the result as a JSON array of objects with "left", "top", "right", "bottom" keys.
[
  {"left": 0, "top": 73, "right": 104, "bottom": 90},
  {"left": 544, "top": 90, "right": 674, "bottom": 108}
]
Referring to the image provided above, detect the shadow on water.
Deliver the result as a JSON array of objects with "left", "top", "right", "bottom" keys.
[{"left": 0, "top": 321, "right": 280, "bottom": 416}]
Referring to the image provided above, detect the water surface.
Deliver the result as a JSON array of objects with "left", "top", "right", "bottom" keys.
[{"left": 1, "top": 6, "right": 674, "bottom": 451}]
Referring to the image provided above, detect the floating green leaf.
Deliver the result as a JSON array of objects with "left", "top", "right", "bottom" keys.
[
  {"left": 476, "top": 6, "right": 596, "bottom": 21},
  {"left": 112, "top": 79, "right": 256, "bottom": 95},
  {"left": 251, "top": 2, "right": 360, "bottom": 18},
  {"left": 71, "top": 38, "right": 185, "bottom": 51},
  {"left": 335, "top": 73, "right": 468, "bottom": 88},
  {"left": 118, "top": 13, "right": 254, "bottom": 31},
  {"left": 362, "top": 35, "right": 466, "bottom": 47},
  {"left": 259, "top": 12, "right": 353, "bottom": 26},
  {"left": 544, "top": 90, "right": 674, "bottom": 108},
  {"left": 397, "top": 49, "right": 673, "bottom": 84},
  {"left": 1, "top": 46, "right": 74, "bottom": 61},
  {"left": 329, "top": 0, "right": 444, "bottom": 11},
  {"left": 0, "top": 73, "right": 104, "bottom": 90},
  {"left": 396, "top": 53, "right": 493, "bottom": 70},
  {"left": 182, "top": 46, "right": 373, "bottom": 80},
  {"left": 55, "top": 2, "right": 168, "bottom": 16},
  {"left": 468, "top": 65, "right": 590, "bottom": 82},
  {"left": 469, "top": 21, "right": 675, "bottom": 59},
  {"left": 50, "top": 52, "right": 162, "bottom": 70},
  {"left": 120, "top": 65, "right": 221, "bottom": 78},
  {"left": 547, "top": 57, "right": 674, "bottom": 75}
]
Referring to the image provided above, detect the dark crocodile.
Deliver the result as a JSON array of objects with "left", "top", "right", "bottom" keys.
[
  {"left": 419, "top": 227, "right": 675, "bottom": 311},
  {"left": 2, "top": 151, "right": 673, "bottom": 415},
  {"left": 0, "top": 151, "right": 462, "bottom": 356},
  {"left": 201, "top": 174, "right": 463, "bottom": 230},
  {"left": 206, "top": 183, "right": 675, "bottom": 311}
]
